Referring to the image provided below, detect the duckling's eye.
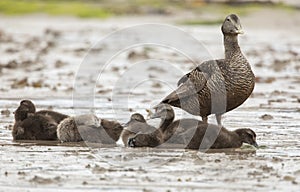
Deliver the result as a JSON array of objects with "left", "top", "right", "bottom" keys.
[
  {"left": 245, "top": 132, "right": 253, "bottom": 138},
  {"left": 226, "top": 18, "right": 230, "bottom": 22}
]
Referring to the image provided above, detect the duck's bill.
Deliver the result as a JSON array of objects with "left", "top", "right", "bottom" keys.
[
  {"left": 121, "top": 122, "right": 129, "bottom": 127},
  {"left": 252, "top": 141, "right": 259, "bottom": 148},
  {"left": 149, "top": 113, "right": 160, "bottom": 119},
  {"left": 236, "top": 29, "right": 244, "bottom": 34}
]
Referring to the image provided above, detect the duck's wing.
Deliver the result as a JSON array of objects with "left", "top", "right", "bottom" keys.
[
  {"left": 177, "top": 59, "right": 224, "bottom": 86},
  {"left": 162, "top": 81, "right": 201, "bottom": 105},
  {"left": 163, "top": 59, "right": 224, "bottom": 103}
]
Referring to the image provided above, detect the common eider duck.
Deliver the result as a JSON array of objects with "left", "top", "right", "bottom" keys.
[{"left": 161, "top": 14, "right": 255, "bottom": 126}]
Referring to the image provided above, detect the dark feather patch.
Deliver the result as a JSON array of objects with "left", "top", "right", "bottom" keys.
[{"left": 230, "top": 14, "right": 239, "bottom": 23}]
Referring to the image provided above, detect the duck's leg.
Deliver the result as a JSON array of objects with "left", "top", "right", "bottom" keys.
[
  {"left": 202, "top": 116, "right": 208, "bottom": 124},
  {"left": 216, "top": 114, "right": 222, "bottom": 126}
]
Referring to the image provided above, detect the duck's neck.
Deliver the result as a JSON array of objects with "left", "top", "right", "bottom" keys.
[
  {"left": 15, "top": 111, "right": 29, "bottom": 121},
  {"left": 224, "top": 34, "right": 241, "bottom": 60},
  {"left": 217, "top": 128, "right": 243, "bottom": 148},
  {"left": 159, "top": 116, "right": 174, "bottom": 133},
  {"left": 232, "top": 130, "right": 244, "bottom": 147}
]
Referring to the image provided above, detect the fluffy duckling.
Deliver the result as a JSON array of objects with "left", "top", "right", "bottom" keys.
[
  {"left": 12, "top": 100, "right": 68, "bottom": 140},
  {"left": 13, "top": 100, "right": 68, "bottom": 123},
  {"left": 121, "top": 113, "right": 161, "bottom": 147},
  {"left": 57, "top": 114, "right": 123, "bottom": 144},
  {"left": 127, "top": 104, "right": 193, "bottom": 147},
  {"left": 13, "top": 114, "right": 58, "bottom": 140}
]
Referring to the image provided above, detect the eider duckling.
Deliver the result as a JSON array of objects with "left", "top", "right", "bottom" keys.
[
  {"left": 13, "top": 100, "right": 36, "bottom": 121},
  {"left": 121, "top": 113, "right": 161, "bottom": 147},
  {"left": 13, "top": 114, "right": 58, "bottom": 140},
  {"left": 12, "top": 100, "right": 68, "bottom": 140},
  {"left": 150, "top": 104, "right": 201, "bottom": 146},
  {"left": 13, "top": 100, "right": 68, "bottom": 123},
  {"left": 161, "top": 14, "right": 255, "bottom": 126},
  {"left": 127, "top": 104, "right": 198, "bottom": 147},
  {"left": 129, "top": 104, "right": 258, "bottom": 150},
  {"left": 185, "top": 126, "right": 258, "bottom": 150},
  {"left": 57, "top": 114, "right": 123, "bottom": 144}
]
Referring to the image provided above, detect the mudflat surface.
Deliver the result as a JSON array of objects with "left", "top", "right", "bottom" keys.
[{"left": 0, "top": 10, "right": 300, "bottom": 191}]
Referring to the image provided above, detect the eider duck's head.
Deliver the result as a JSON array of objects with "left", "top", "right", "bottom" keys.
[
  {"left": 235, "top": 128, "right": 258, "bottom": 148},
  {"left": 150, "top": 103, "right": 174, "bottom": 120},
  {"left": 221, "top": 14, "right": 244, "bottom": 35},
  {"left": 14, "top": 100, "right": 36, "bottom": 121}
]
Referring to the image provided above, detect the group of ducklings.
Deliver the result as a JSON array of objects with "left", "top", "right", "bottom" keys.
[
  {"left": 12, "top": 13, "right": 258, "bottom": 150},
  {"left": 12, "top": 100, "right": 258, "bottom": 150}
]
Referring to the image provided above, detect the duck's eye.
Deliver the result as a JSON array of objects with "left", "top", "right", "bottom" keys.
[{"left": 226, "top": 18, "right": 230, "bottom": 22}]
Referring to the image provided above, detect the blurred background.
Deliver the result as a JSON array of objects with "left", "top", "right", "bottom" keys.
[
  {"left": 0, "top": 1, "right": 300, "bottom": 191},
  {"left": 0, "top": 0, "right": 299, "bottom": 21},
  {"left": 0, "top": 0, "right": 299, "bottom": 100}
]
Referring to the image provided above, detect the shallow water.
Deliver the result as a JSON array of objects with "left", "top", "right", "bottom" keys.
[{"left": 0, "top": 14, "right": 300, "bottom": 191}]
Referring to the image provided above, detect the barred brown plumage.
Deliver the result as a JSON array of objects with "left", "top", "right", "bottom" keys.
[{"left": 161, "top": 14, "right": 255, "bottom": 126}]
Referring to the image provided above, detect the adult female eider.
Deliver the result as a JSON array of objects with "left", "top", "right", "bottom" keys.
[
  {"left": 161, "top": 14, "right": 255, "bottom": 126},
  {"left": 128, "top": 104, "right": 258, "bottom": 150}
]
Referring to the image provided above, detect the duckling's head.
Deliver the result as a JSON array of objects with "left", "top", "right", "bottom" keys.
[
  {"left": 14, "top": 100, "right": 36, "bottom": 121},
  {"left": 123, "top": 113, "right": 146, "bottom": 127},
  {"left": 57, "top": 117, "right": 78, "bottom": 142},
  {"left": 150, "top": 103, "right": 174, "bottom": 120},
  {"left": 20, "top": 100, "right": 36, "bottom": 112},
  {"left": 221, "top": 14, "right": 244, "bottom": 35},
  {"left": 235, "top": 128, "right": 258, "bottom": 148},
  {"left": 130, "top": 113, "right": 146, "bottom": 122}
]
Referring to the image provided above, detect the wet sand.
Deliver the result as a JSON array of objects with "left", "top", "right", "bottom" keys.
[{"left": 0, "top": 10, "right": 300, "bottom": 191}]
